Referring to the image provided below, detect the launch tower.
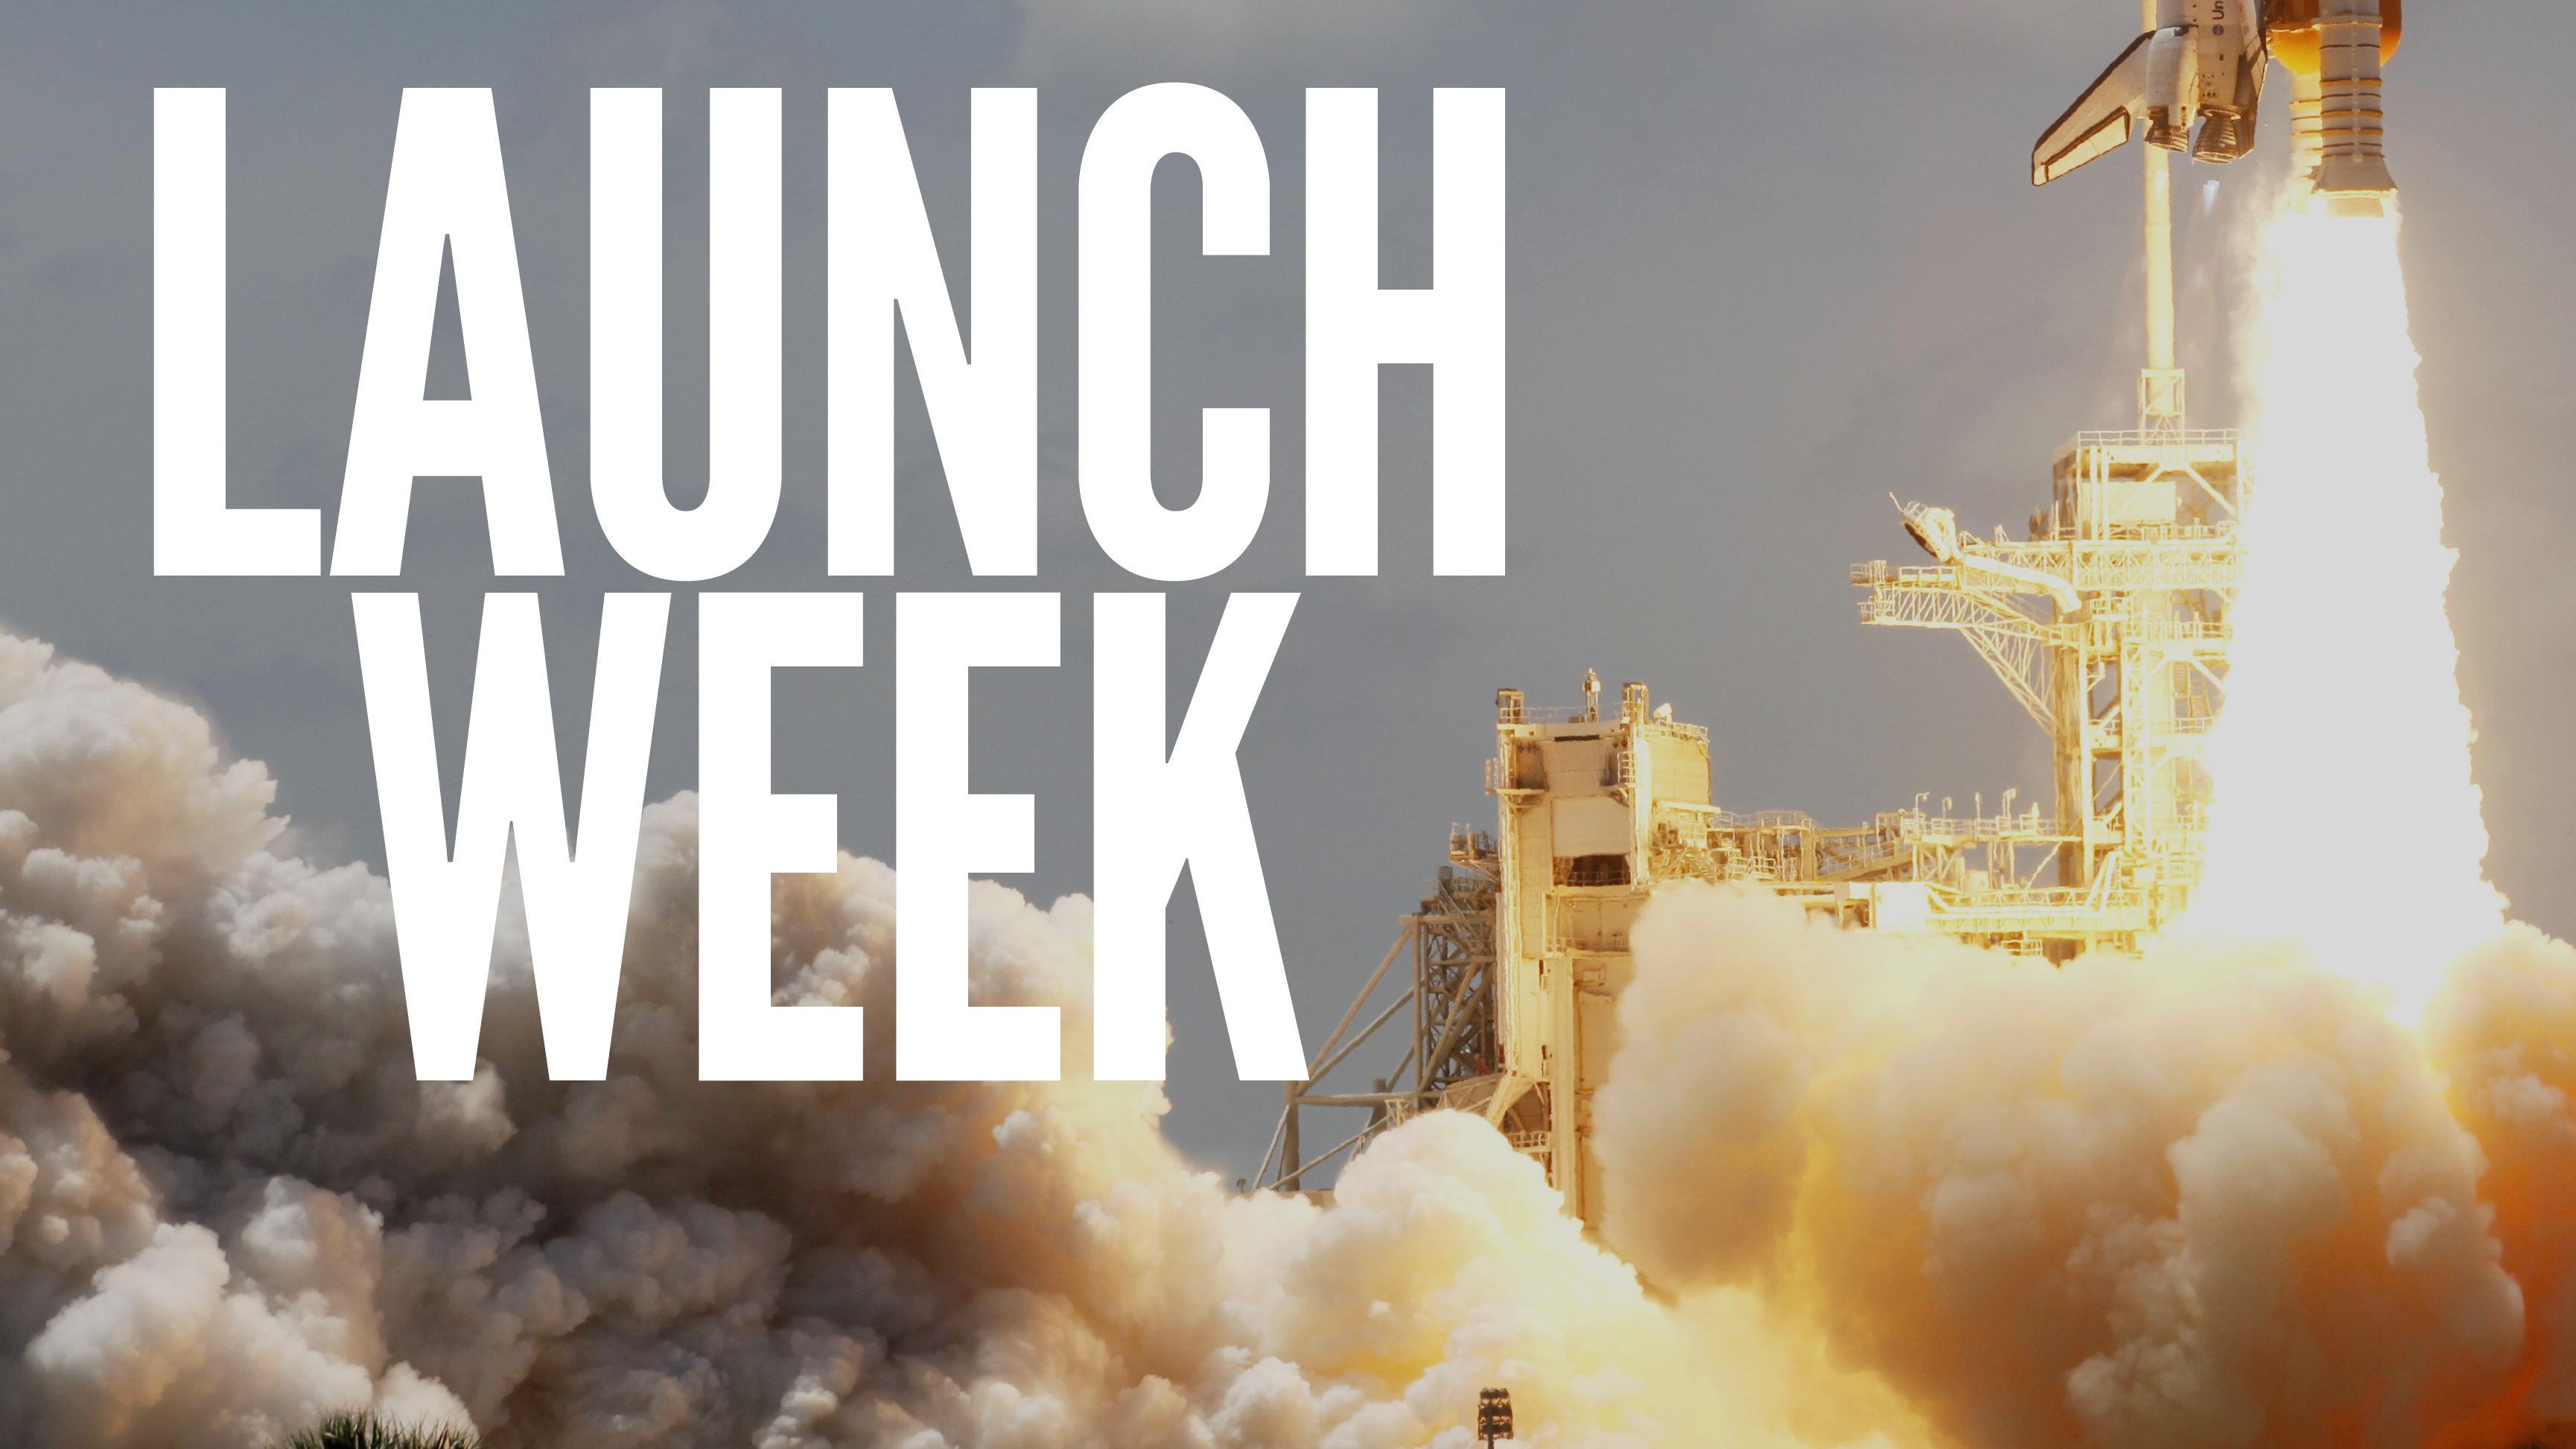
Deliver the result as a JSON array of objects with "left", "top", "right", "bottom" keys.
[{"left": 1260, "top": 4, "right": 2254, "bottom": 1229}]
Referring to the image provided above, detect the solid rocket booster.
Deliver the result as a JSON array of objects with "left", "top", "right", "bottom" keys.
[{"left": 2270, "top": 0, "right": 2402, "bottom": 208}]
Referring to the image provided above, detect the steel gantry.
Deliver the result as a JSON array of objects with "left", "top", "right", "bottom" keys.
[{"left": 1256, "top": 124, "right": 2257, "bottom": 1222}]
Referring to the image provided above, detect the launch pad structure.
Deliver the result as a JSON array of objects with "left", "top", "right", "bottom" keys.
[
  {"left": 1262, "top": 421, "right": 2248, "bottom": 1221},
  {"left": 1256, "top": 4, "right": 2268, "bottom": 1227}
]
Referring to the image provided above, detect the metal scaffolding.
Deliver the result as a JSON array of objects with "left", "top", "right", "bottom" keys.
[
  {"left": 1258, "top": 106, "right": 2251, "bottom": 1219},
  {"left": 1259, "top": 828, "right": 1500, "bottom": 1192},
  {"left": 1853, "top": 428, "right": 2245, "bottom": 943}
]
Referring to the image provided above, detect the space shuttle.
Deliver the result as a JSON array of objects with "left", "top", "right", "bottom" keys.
[{"left": 2034, "top": 0, "right": 2402, "bottom": 209}]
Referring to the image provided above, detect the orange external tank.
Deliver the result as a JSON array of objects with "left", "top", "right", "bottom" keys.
[{"left": 2266, "top": 0, "right": 2402, "bottom": 74}]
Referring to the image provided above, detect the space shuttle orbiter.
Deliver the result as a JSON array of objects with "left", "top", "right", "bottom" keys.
[{"left": 2033, "top": 0, "right": 2402, "bottom": 210}]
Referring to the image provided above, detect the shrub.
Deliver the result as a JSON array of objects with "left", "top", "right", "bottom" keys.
[{"left": 279, "top": 1412, "right": 481, "bottom": 1449}]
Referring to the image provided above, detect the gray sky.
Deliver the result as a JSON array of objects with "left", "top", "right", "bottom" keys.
[{"left": 3, "top": 0, "right": 2572, "bottom": 1180}]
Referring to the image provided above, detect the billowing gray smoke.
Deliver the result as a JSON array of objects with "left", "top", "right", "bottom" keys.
[
  {"left": 19, "top": 624, "right": 2576, "bottom": 1449},
  {"left": 0, "top": 631, "right": 1798, "bottom": 1449}
]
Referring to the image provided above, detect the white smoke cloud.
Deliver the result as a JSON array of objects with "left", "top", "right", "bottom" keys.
[
  {"left": 10, "top": 625, "right": 2576, "bottom": 1448},
  {"left": 0, "top": 629, "right": 1868, "bottom": 1448},
  {"left": 1593, "top": 884, "right": 2567, "bottom": 1449}
]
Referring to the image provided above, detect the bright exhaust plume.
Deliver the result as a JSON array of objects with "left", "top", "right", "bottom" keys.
[{"left": 2190, "top": 200, "right": 2505, "bottom": 1019}]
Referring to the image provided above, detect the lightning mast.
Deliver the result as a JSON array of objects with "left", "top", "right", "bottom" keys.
[{"left": 2141, "top": 0, "right": 2186, "bottom": 437}]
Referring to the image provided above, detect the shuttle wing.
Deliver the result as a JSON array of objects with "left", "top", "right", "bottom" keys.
[{"left": 2033, "top": 31, "right": 2153, "bottom": 185}]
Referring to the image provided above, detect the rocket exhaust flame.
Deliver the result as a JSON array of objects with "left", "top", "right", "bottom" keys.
[
  {"left": 1588, "top": 197, "right": 2572, "bottom": 1442},
  {"left": 2188, "top": 199, "right": 2505, "bottom": 1019}
]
